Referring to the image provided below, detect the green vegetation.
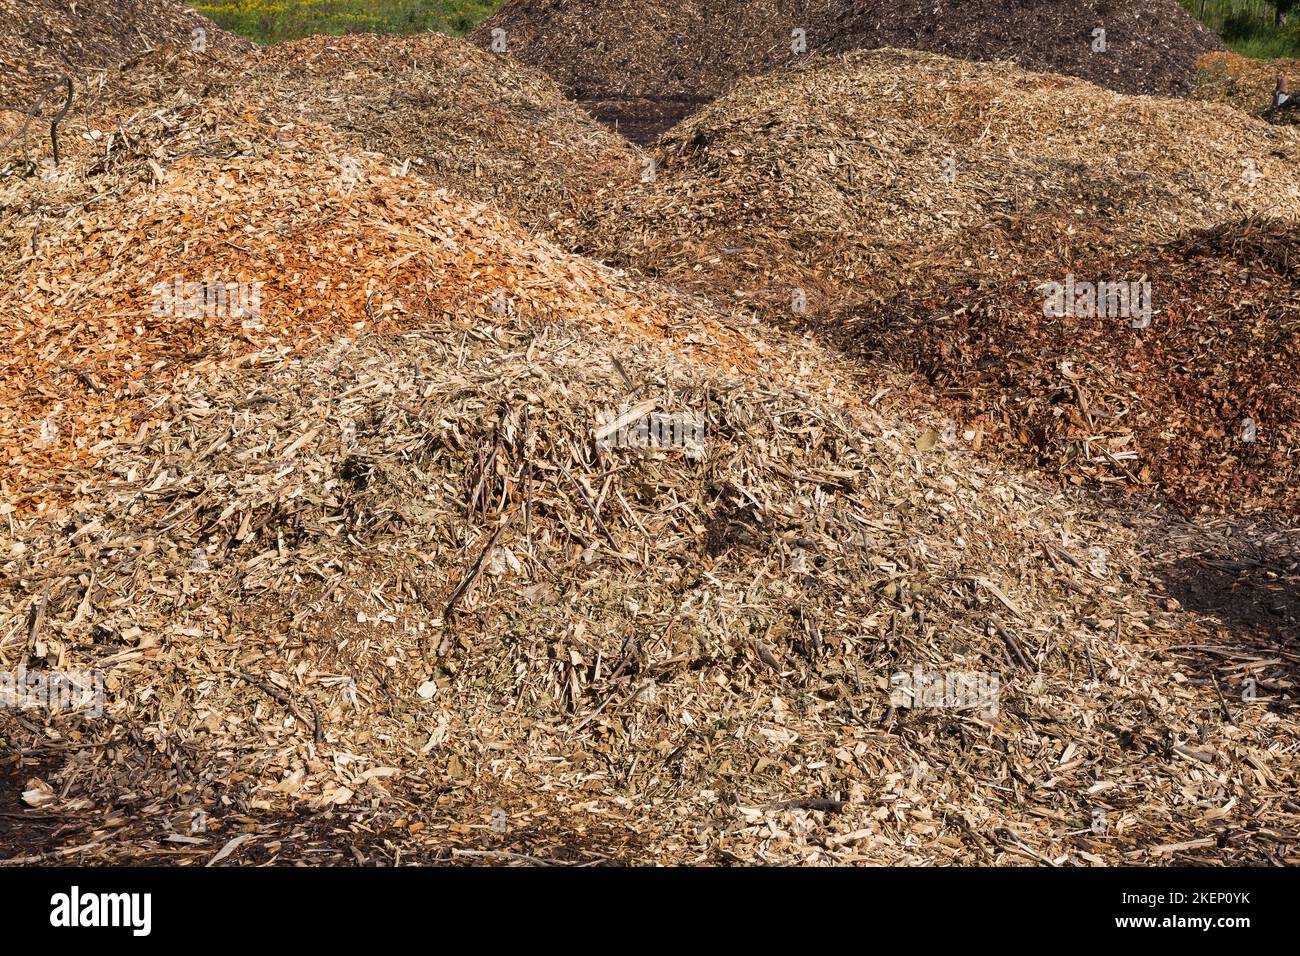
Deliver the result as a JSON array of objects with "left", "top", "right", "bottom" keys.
[
  {"left": 1180, "top": 0, "right": 1300, "bottom": 57},
  {"left": 195, "top": 1, "right": 500, "bottom": 44}
]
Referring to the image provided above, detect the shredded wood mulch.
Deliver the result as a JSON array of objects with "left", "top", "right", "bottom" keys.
[
  {"left": 472, "top": 0, "right": 1223, "bottom": 141},
  {"left": 0, "top": 63, "right": 1297, "bottom": 866},
  {"left": 229, "top": 34, "right": 640, "bottom": 236},
  {"left": 3, "top": 36, "right": 638, "bottom": 241},
  {"left": 846, "top": 218, "right": 1300, "bottom": 516},
  {"left": 1195, "top": 51, "right": 1300, "bottom": 126},
  {"left": 566, "top": 50, "right": 1300, "bottom": 511},
  {"left": 573, "top": 49, "right": 1300, "bottom": 312},
  {"left": 0, "top": 0, "right": 250, "bottom": 113}
]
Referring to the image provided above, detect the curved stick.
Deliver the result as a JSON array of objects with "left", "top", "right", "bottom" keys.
[{"left": 0, "top": 75, "right": 75, "bottom": 168}]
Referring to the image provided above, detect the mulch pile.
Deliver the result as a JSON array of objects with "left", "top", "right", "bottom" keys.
[
  {"left": 819, "top": 0, "right": 1223, "bottom": 96},
  {"left": 472, "top": 0, "right": 1223, "bottom": 141},
  {"left": 230, "top": 34, "right": 640, "bottom": 234},
  {"left": 0, "top": 0, "right": 250, "bottom": 112},
  {"left": 470, "top": 0, "right": 817, "bottom": 140},
  {"left": 3, "top": 69, "right": 1296, "bottom": 865},
  {"left": 847, "top": 218, "right": 1300, "bottom": 516},
  {"left": 573, "top": 50, "right": 1300, "bottom": 310},
  {"left": 2, "top": 35, "right": 638, "bottom": 239},
  {"left": 1195, "top": 51, "right": 1300, "bottom": 125},
  {"left": 571, "top": 50, "right": 1300, "bottom": 513}
]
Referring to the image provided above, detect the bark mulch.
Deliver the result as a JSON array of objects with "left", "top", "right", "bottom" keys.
[{"left": 846, "top": 218, "right": 1300, "bottom": 516}]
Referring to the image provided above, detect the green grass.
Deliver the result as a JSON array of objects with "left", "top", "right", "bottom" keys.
[
  {"left": 1179, "top": 1, "right": 1300, "bottom": 57},
  {"left": 195, "top": 1, "right": 501, "bottom": 44},
  {"left": 1228, "top": 33, "right": 1300, "bottom": 56}
]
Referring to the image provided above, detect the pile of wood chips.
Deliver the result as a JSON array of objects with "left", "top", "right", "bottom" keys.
[
  {"left": 566, "top": 49, "right": 1300, "bottom": 511},
  {"left": 1195, "top": 50, "right": 1300, "bottom": 125},
  {"left": 472, "top": 0, "right": 1223, "bottom": 140},
  {"left": 0, "top": 0, "right": 250, "bottom": 111},
  {"left": 230, "top": 34, "right": 641, "bottom": 235},
  {"left": 573, "top": 50, "right": 1300, "bottom": 307},
  {"left": 1, "top": 63, "right": 1297, "bottom": 866},
  {"left": 4, "top": 34, "right": 639, "bottom": 239},
  {"left": 847, "top": 218, "right": 1300, "bottom": 515}
]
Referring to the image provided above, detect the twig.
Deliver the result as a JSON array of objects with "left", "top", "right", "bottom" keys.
[
  {"left": 26, "top": 583, "right": 50, "bottom": 656},
  {"left": 990, "top": 617, "right": 1033, "bottom": 671},
  {"left": 443, "top": 515, "right": 510, "bottom": 620},
  {"left": 0, "top": 76, "right": 73, "bottom": 167},
  {"left": 237, "top": 671, "right": 314, "bottom": 735},
  {"left": 48, "top": 76, "right": 74, "bottom": 167},
  {"left": 1209, "top": 671, "right": 1233, "bottom": 724},
  {"left": 561, "top": 465, "right": 625, "bottom": 558},
  {"left": 451, "top": 848, "right": 565, "bottom": 866}
]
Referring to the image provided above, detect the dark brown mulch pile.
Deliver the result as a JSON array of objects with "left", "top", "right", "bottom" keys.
[
  {"left": 821, "top": 0, "right": 1223, "bottom": 97},
  {"left": 471, "top": 0, "right": 1223, "bottom": 141},
  {"left": 0, "top": 0, "right": 250, "bottom": 112},
  {"left": 846, "top": 218, "right": 1300, "bottom": 516}
]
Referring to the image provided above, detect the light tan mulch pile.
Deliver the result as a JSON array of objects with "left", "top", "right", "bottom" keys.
[
  {"left": 230, "top": 34, "right": 641, "bottom": 235},
  {"left": 572, "top": 49, "right": 1300, "bottom": 312}
]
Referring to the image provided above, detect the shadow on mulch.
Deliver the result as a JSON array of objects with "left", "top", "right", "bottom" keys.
[
  {"left": 580, "top": 95, "right": 710, "bottom": 146},
  {"left": 0, "top": 752, "right": 71, "bottom": 860},
  {"left": 1154, "top": 541, "right": 1300, "bottom": 714},
  {"left": 1162, "top": 555, "right": 1300, "bottom": 644},
  {"left": 0, "top": 764, "right": 649, "bottom": 865}
]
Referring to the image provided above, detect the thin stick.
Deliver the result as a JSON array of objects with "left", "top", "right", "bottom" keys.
[{"left": 443, "top": 515, "right": 510, "bottom": 620}]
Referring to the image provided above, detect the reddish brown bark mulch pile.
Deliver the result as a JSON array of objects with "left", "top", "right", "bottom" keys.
[{"left": 846, "top": 218, "right": 1300, "bottom": 516}]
